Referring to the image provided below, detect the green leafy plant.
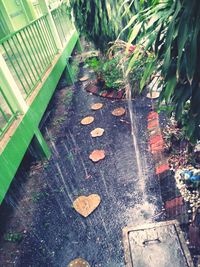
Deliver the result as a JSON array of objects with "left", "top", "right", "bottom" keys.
[
  {"left": 71, "top": 0, "right": 142, "bottom": 52},
  {"left": 98, "top": 56, "right": 125, "bottom": 90},
  {"left": 85, "top": 57, "right": 100, "bottom": 71},
  {"left": 71, "top": 58, "right": 79, "bottom": 82},
  {"left": 71, "top": 0, "right": 120, "bottom": 51},
  {"left": 4, "top": 232, "right": 23, "bottom": 243},
  {"left": 125, "top": 0, "right": 200, "bottom": 142}
]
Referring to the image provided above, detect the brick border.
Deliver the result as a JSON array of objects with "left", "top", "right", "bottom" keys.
[
  {"left": 85, "top": 80, "right": 125, "bottom": 99},
  {"left": 147, "top": 111, "right": 189, "bottom": 223}
]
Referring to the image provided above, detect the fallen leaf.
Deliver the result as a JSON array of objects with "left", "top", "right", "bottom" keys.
[
  {"left": 67, "top": 258, "right": 90, "bottom": 267},
  {"left": 79, "top": 75, "right": 89, "bottom": 82},
  {"left": 89, "top": 150, "right": 105, "bottom": 162},
  {"left": 90, "top": 128, "right": 104, "bottom": 137},
  {"left": 73, "top": 194, "right": 101, "bottom": 217},
  {"left": 91, "top": 103, "right": 103, "bottom": 110},
  {"left": 112, "top": 107, "right": 126, "bottom": 116},
  {"left": 80, "top": 116, "right": 94, "bottom": 125},
  {"left": 146, "top": 92, "right": 160, "bottom": 99}
]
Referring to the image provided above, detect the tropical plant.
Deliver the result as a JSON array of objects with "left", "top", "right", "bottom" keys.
[
  {"left": 100, "top": 56, "right": 125, "bottom": 90},
  {"left": 71, "top": 0, "right": 122, "bottom": 51},
  {"left": 70, "top": 0, "right": 154, "bottom": 52},
  {"left": 125, "top": 0, "right": 200, "bottom": 142},
  {"left": 85, "top": 57, "right": 100, "bottom": 72}
]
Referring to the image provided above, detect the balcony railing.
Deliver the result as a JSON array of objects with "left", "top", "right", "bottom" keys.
[
  {"left": 0, "top": 86, "right": 17, "bottom": 137},
  {"left": 0, "top": 15, "right": 58, "bottom": 99},
  {"left": 51, "top": 3, "right": 74, "bottom": 46},
  {"left": 0, "top": 3, "right": 77, "bottom": 138}
]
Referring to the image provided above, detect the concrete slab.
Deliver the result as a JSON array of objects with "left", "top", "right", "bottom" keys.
[{"left": 123, "top": 220, "right": 194, "bottom": 267}]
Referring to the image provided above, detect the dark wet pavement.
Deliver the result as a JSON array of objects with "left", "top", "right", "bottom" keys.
[{"left": 0, "top": 66, "right": 163, "bottom": 267}]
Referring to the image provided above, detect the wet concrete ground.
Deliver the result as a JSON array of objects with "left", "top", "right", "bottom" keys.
[{"left": 0, "top": 66, "right": 163, "bottom": 266}]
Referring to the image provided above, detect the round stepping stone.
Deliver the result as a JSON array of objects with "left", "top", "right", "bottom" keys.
[
  {"left": 80, "top": 116, "right": 94, "bottom": 125},
  {"left": 90, "top": 128, "right": 104, "bottom": 137},
  {"left": 79, "top": 75, "right": 89, "bottom": 82},
  {"left": 89, "top": 150, "right": 105, "bottom": 162},
  {"left": 68, "top": 258, "right": 90, "bottom": 267},
  {"left": 91, "top": 103, "right": 103, "bottom": 110},
  {"left": 73, "top": 194, "right": 101, "bottom": 217},
  {"left": 112, "top": 107, "right": 126, "bottom": 116},
  {"left": 146, "top": 91, "right": 160, "bottom": 99}
]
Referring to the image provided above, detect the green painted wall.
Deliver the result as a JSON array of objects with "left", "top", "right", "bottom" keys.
[
  {"left": 0, "top": 1, "right": 14, "bottom": 39},
  {"left": 0, "top": 31, "right": 79, "bottom": 203},
  {"left": 3, "top": 0, "right": 29, "bottom": 30}
]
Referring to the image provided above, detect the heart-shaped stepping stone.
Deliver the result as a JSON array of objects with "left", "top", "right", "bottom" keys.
[
  {"left": 112, "top": 107, "right": 126, "bottom": 116},
  {"left": 79, "top": 75, "right": 89, "bottom": 82},
  {"left": 68, "top": 258, "right": 90, "bottom": 267},
  {"left": 73, "top": 194, "right": 101, "bottom": 217},
  {"left": 89, "top": 150, "right": 105, "bottom": 162},
  {"left": 90, "top": 128, "right": 104, "bottom": 137},
  {"left": 80, "top": 116, "right": 94, "bottom": 125},
  {"left": 146, "top": 91, "right": 160, "bottom": 99},
  {"left": 91, "top": 103, "right": 103, "bottom": 110}
]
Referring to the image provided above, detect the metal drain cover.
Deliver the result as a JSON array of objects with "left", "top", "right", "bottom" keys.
[{"left": 123, "top": 220, "right": 194, "bottom": 267}]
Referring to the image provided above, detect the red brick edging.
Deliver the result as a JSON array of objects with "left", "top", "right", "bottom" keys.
[
  {"left": 147, "top": 111, "right": 170, "bottom": 173},
  {"left": 147, "top": 111, "right": 186, "bottom": 219},
  {"left": 85, "top": 80, "right": 125, "bottom": 100}
]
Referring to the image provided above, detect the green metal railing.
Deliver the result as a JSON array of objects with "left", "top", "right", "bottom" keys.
[
  {"left": 51, "top": 3, "right": 74, "bottom": 46},
  {"left": 0, "top": 15, "right": 58, "bottom": 99},
  {"left": 0, "top": 86, "right": 17, "bottom": 137}
]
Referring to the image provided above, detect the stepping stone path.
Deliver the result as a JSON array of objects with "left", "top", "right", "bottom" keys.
[
  {"left": 73, "top": 74, "right": 128, "bottom": 264},
  {"left": 67, "top": 258, "right": 90, "bottom": 267},
  {"left": 73, "top": 194, "right": 101, "bottom": 218},
  {"left": 90, "top": 103, "right": 103, "bottom": 110},
  {"left": 80, "top": 116, "right": 94, "bottom": 125},
  {"left": 90, "top": 128, "right": 104, "bottom": 137},
  {"left": 89, "top": 149, "right": 105, "bottom": 162},
  {"left": 111, "top": 107, "right": 126, "bottom": 117}
]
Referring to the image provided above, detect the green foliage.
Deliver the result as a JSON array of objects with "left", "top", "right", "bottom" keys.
[
  {"left": 100, "top": 57, "right": 125, "bottom": 90},
  {"left": 71, "top": 58, "right": 79, "bottom": 82},
  {"left": 85, "top": 57, "right": 100, "bottom": 71},
  {"left": 71, "top": 0, "right": 148, "bottom": 52},
  {"left": 71, "top": 0, "right": 122, "bottom": 51},
  {"left": 4, "top": 232, "right": 23, "bottom": 243},
  {"left": 126, "top": 0, "right": 200, "bottom": 142},
  {"left": 85, "top": 55, "right": 125, "bottom": 90},
  {"left": 129, "top": 52, "right": 147, "bottom": 94}
]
